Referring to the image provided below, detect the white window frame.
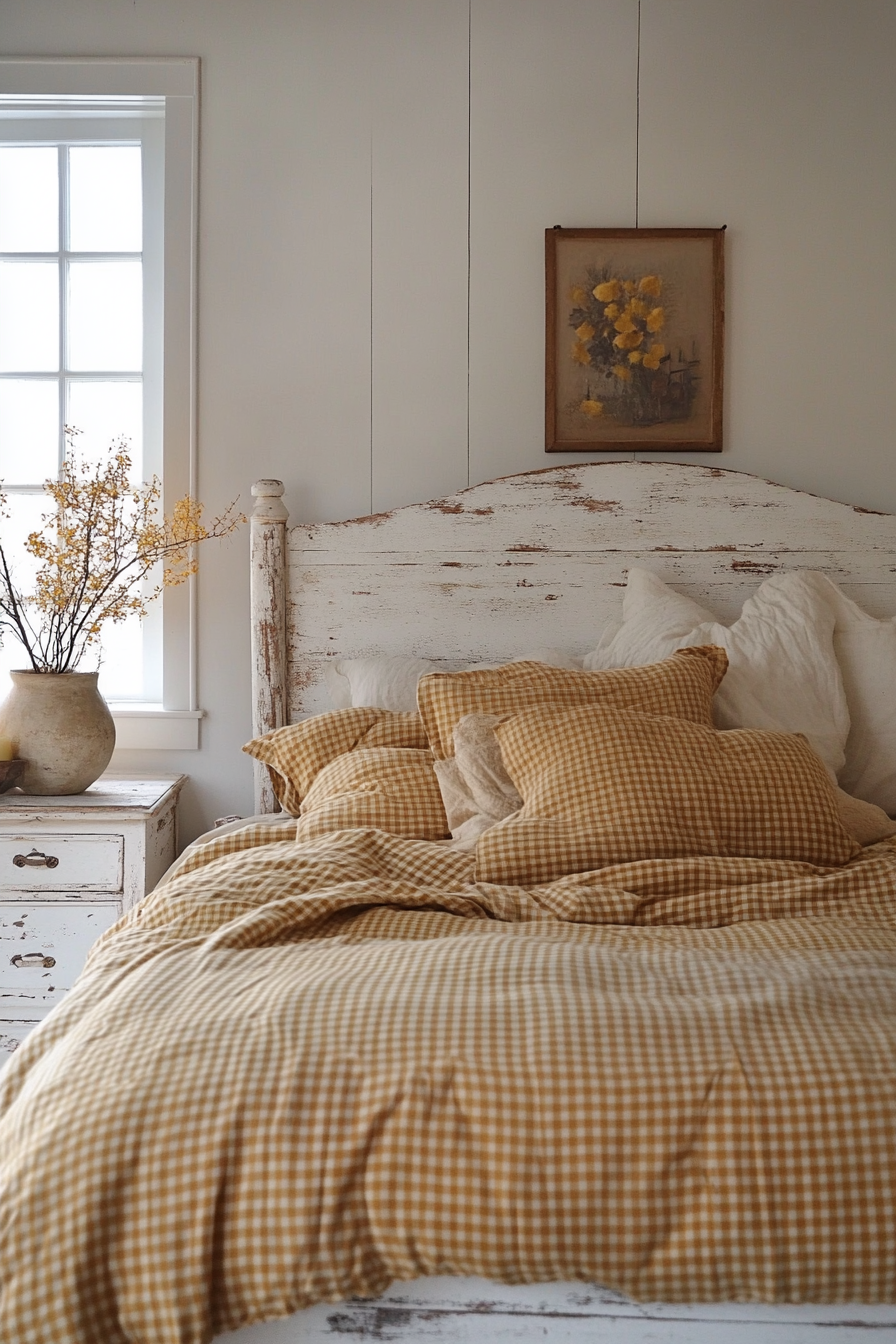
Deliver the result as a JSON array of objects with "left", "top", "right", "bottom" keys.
[{"left": 0, "top": 59, "right": 200, "bottom": 750}]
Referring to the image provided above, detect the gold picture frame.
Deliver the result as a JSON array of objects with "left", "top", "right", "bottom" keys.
[{"left": 546, "top": 227, "right": 725, "bottom": 452}]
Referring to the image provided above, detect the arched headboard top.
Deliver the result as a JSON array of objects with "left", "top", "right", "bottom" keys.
[{"left": 295, "top": 461, "right": 893, "bottom": 555}]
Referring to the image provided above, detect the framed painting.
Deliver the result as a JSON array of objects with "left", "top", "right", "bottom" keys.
[{"left": 546, "top": 227, "right": 725, "bottom": 452}]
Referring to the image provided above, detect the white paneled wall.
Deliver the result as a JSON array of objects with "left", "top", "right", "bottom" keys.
[
  {"left": 635, "top": 0, "right": 896, "bottom": 505},
  {"left": 371, "top": 0, "right": 470, "bottom": 512},
  {"left": 469, "top": 0, "right": 639, "bottom": 483},
  {"left": 2, "top": 0, "right": 894, "bottom": 838}
]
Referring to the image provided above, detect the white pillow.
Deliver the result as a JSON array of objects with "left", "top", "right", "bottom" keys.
[
  {"left": 809, "top": 575, "right": 896, "bottom": 814},
  {"left": 585, "top": 568, "right": 850, "bottom": 780},
  {"left": 587, "top": 575, "right": 714, "bottom": 667},
  {"left": 325, "top": 656, "right": 439, "bottom": 712},
  {"left": 326, "top": 649, "right": 584, "bottom": 712}
]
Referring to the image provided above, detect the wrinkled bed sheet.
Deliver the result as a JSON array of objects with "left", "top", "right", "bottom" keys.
[{"left": 2, "top": 826, "right": 896, "bottom": 1342}]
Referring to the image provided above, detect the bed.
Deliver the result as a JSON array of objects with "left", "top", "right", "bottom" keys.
[{"left": 3, "top": 462, "right": 896, "bottom": 1343}]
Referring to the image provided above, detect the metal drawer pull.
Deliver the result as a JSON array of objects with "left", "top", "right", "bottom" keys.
[
  {"left": 11, "top": 953, "right": 56, "bottom": 969},
  {"left": 13, "top": 849, "right": 60, "bottom": 869}
]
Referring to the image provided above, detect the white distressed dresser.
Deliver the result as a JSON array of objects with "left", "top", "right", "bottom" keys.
[{"left": 0, "top": 775, "right": 186, "bottom": 1054}]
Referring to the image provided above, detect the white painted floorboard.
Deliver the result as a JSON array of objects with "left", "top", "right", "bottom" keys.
[{"left": 225, "top": 1278, "right": 896, "bottom": 1342}]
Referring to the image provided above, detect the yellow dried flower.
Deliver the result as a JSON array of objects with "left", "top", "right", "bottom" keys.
[
  {"left": 571, "top": 341, "right": 592, "bottom": 366},
  {"left": 646, "top": 306, "right": 665, "bottom": 333},
  {"left": 593, "top": 280, "right": 621, "bottom": 302},
  {"left": 642, "top": 342, "right": 666, "bottom": 370},
  {"left": 612, "top": 364, "right": 632, "bottom": 381},
  {"left": 579, "top": 399, "right": 604, "bottom": 417},
  {"left": 613, "top": 329, "right": 643, "bottom": 350},
  {"left": 638, "top": 275, "right": 662, "bottom": 296},
  {"left": 575, "top": 321, "right": 596, "bottom": 342},
  {"left": 0, "top": 432, "right": 243, "bottom": 673}
]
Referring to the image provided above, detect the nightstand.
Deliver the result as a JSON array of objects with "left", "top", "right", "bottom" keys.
[{"left": 0, "top": 775, "right": 186, "bottom": 1054}]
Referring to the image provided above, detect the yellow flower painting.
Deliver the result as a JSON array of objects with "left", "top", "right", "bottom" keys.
[
  {"left": 546, "top": 227, "right": 724, "bottom": 451},
  {"left": 563, "top": 266, "right": 699, "bottom": 432}
]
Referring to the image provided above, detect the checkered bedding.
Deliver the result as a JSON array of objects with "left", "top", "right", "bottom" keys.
[{"left": 2, "top": 824, "right": 896, "bottom": 1342}]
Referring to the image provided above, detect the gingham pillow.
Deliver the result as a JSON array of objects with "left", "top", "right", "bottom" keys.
[
  {"left": 296, "top": 746, "right": 449, "bottom": 843},
  {"left": 243, "top": 707, "right": 428, "bottom": 815},
  {"left": 440, "top": 712, "right": 896, "bottom": 851},
  {"left": 476, "top": 704, "right": 860, "bottom": 885},
  {"left": 417, "top": 646, "right": 728, "bottom": 761}
]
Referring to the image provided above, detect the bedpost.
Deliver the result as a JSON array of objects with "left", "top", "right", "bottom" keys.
[{"left": 250, "top": 479, "right": 289, "bottom": 814}]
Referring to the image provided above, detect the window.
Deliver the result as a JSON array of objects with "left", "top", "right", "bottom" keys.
[{"left": 0, "top": 61, "right": 199, "bottom": 749}]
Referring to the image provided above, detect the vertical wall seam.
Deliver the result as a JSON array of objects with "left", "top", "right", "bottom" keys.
[
  {"left": 466, "top": 0, "right": 472, "bottom": 487},
  {"left": 369, "top": 132, "right": 374, "bottom": 513},
  {"left": 635, "top": 0, "right": 641, "bottom": 229},
  {"left": 631, "top": 0, "right": 641, "bottom": 462}
]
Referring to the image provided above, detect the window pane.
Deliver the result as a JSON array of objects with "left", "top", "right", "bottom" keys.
[
  {"left": 0, "top": 493, "right": 47, "bottom": 690},
  {"left": 0, "top": 261, "right": 59, "bottom": 372},
  {"left": 0, "top": 380, "right": 58, "bottom": 484},
  {"left": 68, "top": 261, "right": 142, "bottom": 371},
  {"left": 69, "top": 146, "right": 142, "bottom": 253},
  {"left": 96, "top": 614, "right": 145, "bottom": 700},
  {"left": 67, "top": 381, "right": 142, "bottom": 480},
  {"left": 0, "top": 146, "right": 58, "bottom": 252}
]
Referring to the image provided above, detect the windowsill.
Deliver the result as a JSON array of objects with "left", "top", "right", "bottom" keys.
[{"left": 109, "top": 705, "right": 203, "bottom": 751}]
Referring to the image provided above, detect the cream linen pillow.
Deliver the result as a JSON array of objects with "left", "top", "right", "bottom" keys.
[
  {"left": 475, "top": 705, "right": 860, "bottom": 885},
  {"left": 585, "top": 569, "right": 850, "bottom": 780},
  {"left": 418, "top": 646, "right": 728, "bottom": 762},
  {"left": 809, "top": 573, "right": 896, "bottom": 814},
  {"left": 434, "top": 712, "right": 523, "bottom": 846},
  {"left": 835, "top": 788, "right": 896, "bottom": 846}
]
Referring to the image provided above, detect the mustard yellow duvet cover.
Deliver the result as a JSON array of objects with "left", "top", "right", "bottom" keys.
[{"left": 2, "top": 825, "right": 896, "bottom": 1342}]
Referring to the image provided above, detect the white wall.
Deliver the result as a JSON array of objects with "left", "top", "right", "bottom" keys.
[{"left": 3, "top": 0, "right": 894, "bottom": 841}]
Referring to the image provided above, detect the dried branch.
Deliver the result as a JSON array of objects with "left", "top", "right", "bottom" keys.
[{"left": 0, "top": 433, "right": 244, "bottom": 674}]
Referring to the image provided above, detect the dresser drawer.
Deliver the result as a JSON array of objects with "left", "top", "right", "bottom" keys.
[
  {"left": 0, "top": 902, "right": 120, "bottom": 1008},
  {"left": 0, "top": 834, "right": 123, "bottom": 895}
]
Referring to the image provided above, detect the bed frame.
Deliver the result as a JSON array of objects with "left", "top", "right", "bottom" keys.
[{"left": 241, "top": 462, "right": 896, "bottom": 1343}]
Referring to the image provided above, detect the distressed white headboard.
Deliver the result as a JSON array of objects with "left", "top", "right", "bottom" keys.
[{"left": 250, "top": 463, "right": 896, "bottom": 813}]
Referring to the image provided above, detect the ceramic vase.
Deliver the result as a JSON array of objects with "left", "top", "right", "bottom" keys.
[{"left": 0, "top": 671, "right": 116, "bottom": 795}]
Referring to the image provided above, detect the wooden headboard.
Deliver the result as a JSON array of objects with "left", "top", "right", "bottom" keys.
[{"left": 250, "top": 462, "right": 896, "bottom": 812}]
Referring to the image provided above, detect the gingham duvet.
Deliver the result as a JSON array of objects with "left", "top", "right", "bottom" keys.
[{"left": 2, "top": 823, "right": 896, "bottom": 1342}]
